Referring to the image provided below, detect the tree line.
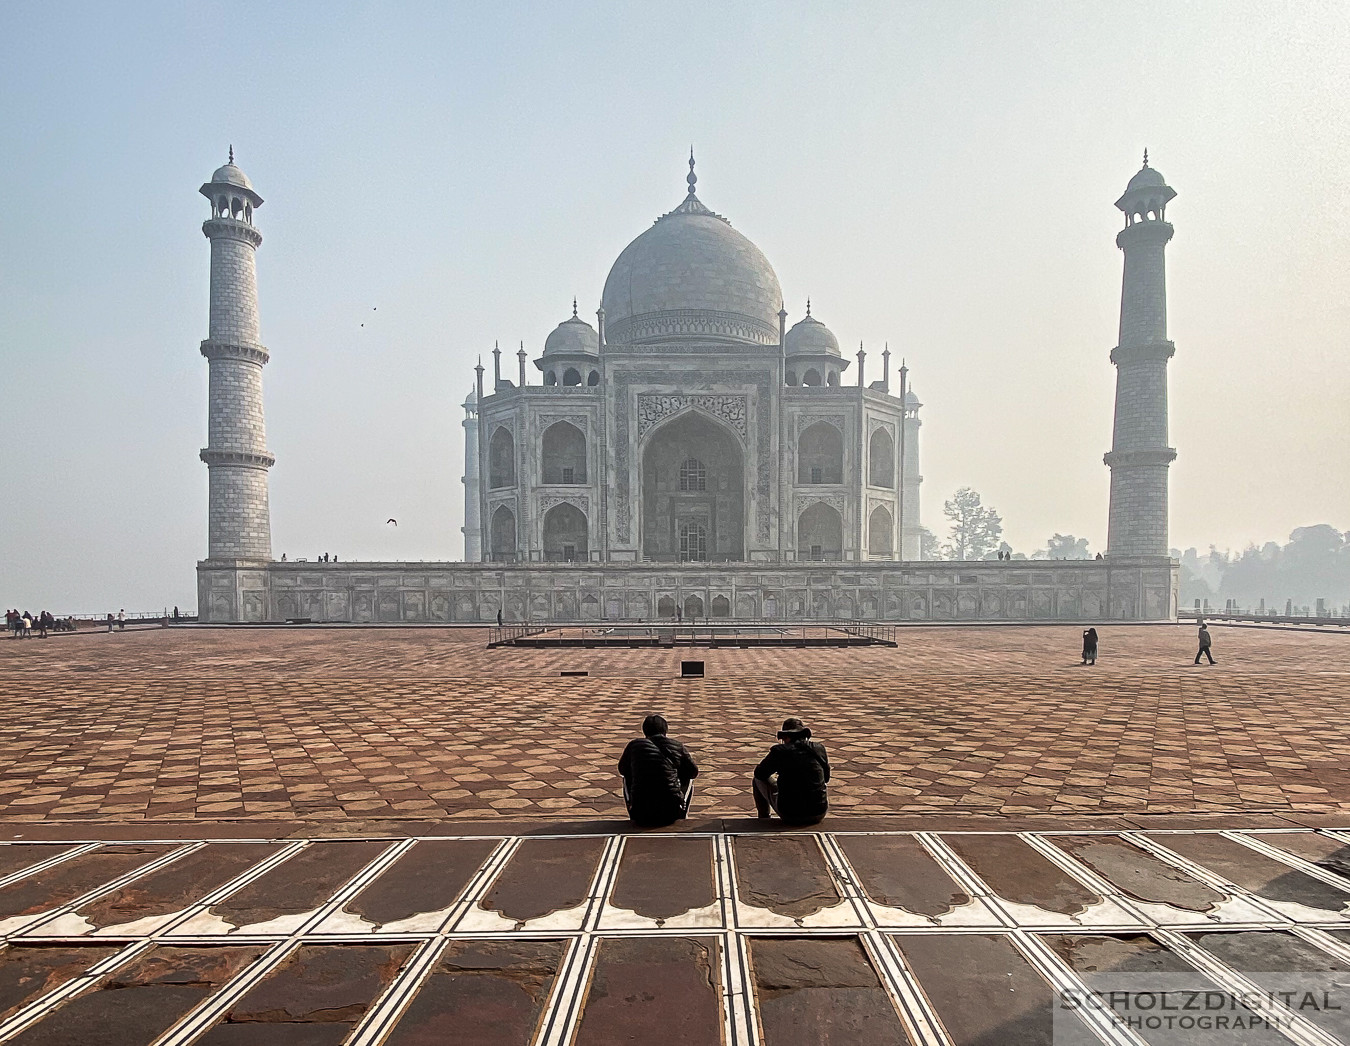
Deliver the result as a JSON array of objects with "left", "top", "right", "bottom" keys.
[{"left": 926, "top": 489, "right": 1347, "bottom": 609}]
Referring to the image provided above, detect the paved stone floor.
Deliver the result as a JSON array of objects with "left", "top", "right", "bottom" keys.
[
  {"left": 0, "top": 624, "right": 1348, "bottom": 825},
  {"left": 0, "top": 829, "right": 1347, "bottom": 1043},
  {"left": 1, "top": 624, "right": 1349, "bottom": 1043}
]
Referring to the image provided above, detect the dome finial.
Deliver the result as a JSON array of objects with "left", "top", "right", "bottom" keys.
[
  {"left": 1142, "top": 148, "right": 1149, "bottom": 168},
  {"left": 805, "top": 297, "right": 811, "bottom": 318},
  {"left": 687, "top": 146, "right": 697, "bottom": 196},
  {"left": 228, "top": 144, "right": 234, "bottom": 165},
  {"left": 572, "top": 297, "right": 578, "bottom": 318}
]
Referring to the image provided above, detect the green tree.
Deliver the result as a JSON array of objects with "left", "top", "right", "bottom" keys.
[
  {"left": 1032, "top": 534, "right": 1091, "bottom": 560},
  {"left": 918, "top": 526, "right": 942, "bottom": 560},
  {"left": 942, "top": 488, "right": 1003, "bottom": 561}
]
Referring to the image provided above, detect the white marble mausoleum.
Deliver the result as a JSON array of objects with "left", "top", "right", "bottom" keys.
[{"left": 195, "top": 151, "right": 1179, "bottom": 624}]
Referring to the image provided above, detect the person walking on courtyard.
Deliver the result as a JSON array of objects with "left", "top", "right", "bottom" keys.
[
  {"left": 4, "top": 610, "right": 16, "bottom": 638},
  {"left": 1081, "top": 627, "right": 1098, "bottom": 666},
  {"left": 173, "top": 606, "right": 179, "bottom": 623},
  {"left": 19, "top": 613, "right": 32, "bottom": 638},
  {"left": 106, "top": 613, "right": 114, "bottom": 632},
  {"left": 117, "top": 610, "right": 125, "bottom": 630},
  {"left": 1194, "top": 622, "right": 1216, "bottom": 665},
  {"left": 496, "top": 608, "right": 503, "bottom": 627},
  {"left": 618, "top": 714, "right": 699, "bottom": 827},
  {"left": 36, "top": 612, "right": 49, "bottom": 639},
  {"left": 753, "top": 717, "right": 831, "bottom": 826}
]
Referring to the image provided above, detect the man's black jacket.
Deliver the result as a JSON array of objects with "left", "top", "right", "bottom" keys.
[
  {"left": 619, "top": 735, "right": 699, "bottom": 824},
  {"left": 754, "top": 739, "right": 830, "bottom": 822}
]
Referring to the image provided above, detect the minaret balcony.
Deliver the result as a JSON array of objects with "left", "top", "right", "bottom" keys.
[
  {"left": 202, "top": 217, "right": 263, "bottom": 247},
  {"left": 1109, "top": 340, "right": 1175, "bottom": 365},
  {"left": 200, "top": 448, "right": 276, "bottom": 469},
  {"left": 201, "top": 340, "right": 270, "bottom": 364},
  {"left": 1103, "top": 448, "right": 1177, "bottom": 468}
]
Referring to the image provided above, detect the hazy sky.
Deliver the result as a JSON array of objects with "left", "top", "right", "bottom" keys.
[{"left": 3, "top": 1, "right": 1348, "bottom": 612}]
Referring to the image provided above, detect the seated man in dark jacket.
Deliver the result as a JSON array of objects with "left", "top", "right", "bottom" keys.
[
  {"left": 753, "top": 718, "right": 830, "bottom": 826},
  {"left": 618, "top": 714, "right": 699, "bottom": 827}
]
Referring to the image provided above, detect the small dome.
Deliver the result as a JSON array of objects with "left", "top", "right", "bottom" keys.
[
  {"left": 463, "top": 386, "right": 478, "bottom": 410},
  {"left": 1126, "top": 165, "right": 1166, "bottom": 191},
  {"left": 544, "top": 314, "right": 599, "bottom": 357},
  {"left": 210, "top": 162, "right": 253, "bottom": 190},
  {"left": 784, "top": 313, "right": 840, "bottom": 357}
]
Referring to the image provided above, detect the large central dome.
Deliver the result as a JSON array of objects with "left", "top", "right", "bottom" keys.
[{"left": 601, "top": 161, "right": 782, "bottom": 346}]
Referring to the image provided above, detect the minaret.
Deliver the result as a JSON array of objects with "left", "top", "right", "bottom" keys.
[
  {"left": 199, "top": 149, "right": 274, "bottom": 561},
  {"left": 1105, "top": 152, "right": 1177, "bottom": 557},
  {"left": 461, "top": 387, "right": 481, "bottom": 561}
]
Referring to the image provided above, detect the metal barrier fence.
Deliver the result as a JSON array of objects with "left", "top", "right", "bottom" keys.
[{"left": 487, "top": 620, "right": 897, "bottom": 649}]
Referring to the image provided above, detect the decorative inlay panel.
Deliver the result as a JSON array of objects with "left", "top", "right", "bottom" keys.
[
  {"left": 796, "top": 414, "right": 847, "bottom": 438},
  {"left": 614, "top": 370, "right": 775, "bottom": 544},
  {"left": 637, "top": 394, "right": 748, "bottom": 440},
  {"left": 538, "top": 494, "right": 590, "bottom": 515}
]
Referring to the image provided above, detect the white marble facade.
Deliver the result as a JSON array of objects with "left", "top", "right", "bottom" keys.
[
  {"left": 197, "top": 153, "right": 1180, "bottom": 624},
  {"left": 467, "top": 157, "right": 923, "bottom": 568}
]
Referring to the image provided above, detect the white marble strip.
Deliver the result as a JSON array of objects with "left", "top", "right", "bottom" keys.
[
  {"left": 1119, "top": 831, "right": 1294, "bottom": 924},
  {"left": 0, "top": 940, "right": 153, "bottom": 1043},
  {"left": 438, "top": 837, "right": 516, "bottom": 932},
  {"left": 1225, "top": 830, "right": 1350, "bottom": 893},
  {"left": 5, "top": 842, "right": 205, "bottom": 939},
  {"left": 817, "top": 834, "right": 952, "bottom": 1045},
  {"left": 344, "top": 937, "right": 446, "bottom": 1046},
  {"left": 1152, "top": 926, "right": 1344, "bottom": 1046},
  {"left": 0, "top": 843, "right": 102, "bottom": 891},
  {"left": 151, "top": 840, "right": 415, "bottom": 1045},
  {"left": 151, "top": 941, "right": 298, "bottom": 1046},
  {"left": 534, "top": 935, "right": 599, "bottom": 1046},
  {"left": 1005, "top": 930, "right": 1147, "bottom": 1046},
  {"left": 714, "top": 834, "right": 740, "bottom": 931},
  {"left": 720, "top": 929, "right": 760, "bottom": 1046},
  {"left": 913, "top": 833, "right": 1014, "bottom": 928}
]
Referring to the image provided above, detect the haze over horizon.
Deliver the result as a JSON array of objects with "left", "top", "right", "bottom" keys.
[{"left": 3, "top": 1, "right": 1348, "bottom": 612}]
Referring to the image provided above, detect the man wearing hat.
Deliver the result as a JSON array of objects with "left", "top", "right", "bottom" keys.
[
  {"left": 752, "top": 718, "right": 831, "bottom": 826},
  {"left": 618, "top": 714, "right": 700, "bottom": 827}
]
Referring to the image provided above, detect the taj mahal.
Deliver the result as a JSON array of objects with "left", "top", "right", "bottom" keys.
[{"left": 196, "top": 150, "right": 1179, "bottom": 624}]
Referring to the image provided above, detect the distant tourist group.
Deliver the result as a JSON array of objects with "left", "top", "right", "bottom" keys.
[
  {"left": 5, "top": 610, "right": 73, "bottom": 638},
  {"left": 618, "top": 715, "right": 829, "bottom": 828}
]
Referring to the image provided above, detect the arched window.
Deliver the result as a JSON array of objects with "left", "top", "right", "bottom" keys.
[
  {"left": 684, "top": 594, "right": 705, "bottom": 619},
  {"left": 869, "top": 505, "right": 894, "bottom": 557},
  {"left": 803, "top": 369, "right": 822, "bottom": 387},
  {"left": 488, "top": 427, "right": 515, "bottom": 488},
  {"left": 562, "top": 367, "right": 582, "bottom": 387},
  {"left": 490, "top": 505, "right": 516, "bottom": 562},
  {"left": 868, "top": 428, "right": 895, "bottom": 488},
  {"left": 710, "top": 594, "right": 731, "bottom": 617},
  {"left": 786, "top": 369, "right": 797, "bottom": 386},
  {"left": 657, "top": 595, "right": 676, "bottom": 618},
  {"left": 826, "top": 370, "right": 839, "bottom": 387},
  {"left": 587, "top": 370, "right": 600, "bottom": 386},
  {"left": 216, "top": 196, "right": 228, "bottom": 216},
  {"left": 231, "top": 197, "right": 243, "bottom": 218},
  {"left": 679, "top": 521, "right": 708, "bottom": 562},
  {"left": 541, "top": 421, "right": 586, "bottom": 484},
  {"left": 798, "top": 422, "right": 843, "bottom": 484},
  {"left": 798, "top": 502, "right": 843, "bottom": 562},
  {"left": 542, "top": 503, "right": 588, "bottom": 562},
  {"left": 544, "top": 370, "right": 557, "bottom": 386},
  {"left": 679, "top": 458, "right": 706, "bottom": 492}
]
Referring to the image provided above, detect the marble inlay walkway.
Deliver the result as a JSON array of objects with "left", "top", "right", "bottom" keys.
[{"left": 0, "top": 828, "right": 1347, "bottom": 1043}]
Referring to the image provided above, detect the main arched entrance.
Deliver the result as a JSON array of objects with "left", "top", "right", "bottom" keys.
[{"left": 641, "top": 412, "right": 745, "bottom": 562}]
